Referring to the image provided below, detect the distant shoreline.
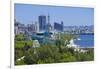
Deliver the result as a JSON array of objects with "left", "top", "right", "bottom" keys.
[
  {"left": 79, "top": 46, "right": 94, "bottom": 49},
  {"left": 76, "top": 33, "right": 94, "bottom": 35}
]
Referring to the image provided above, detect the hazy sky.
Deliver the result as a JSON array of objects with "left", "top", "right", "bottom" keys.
[{"left": 15, "top": 3, "right": 94, "bottom": 26}]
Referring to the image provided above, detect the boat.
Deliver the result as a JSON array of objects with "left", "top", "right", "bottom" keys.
[{"left": 77, "top": 38, "right": 81, "bottom": 40}]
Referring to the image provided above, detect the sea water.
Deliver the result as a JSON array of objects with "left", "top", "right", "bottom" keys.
[{"left": 74, "top": 34, "right": 94, "bottom": 48}]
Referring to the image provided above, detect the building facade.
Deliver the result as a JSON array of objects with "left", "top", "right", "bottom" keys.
[
  {"left": 54, "top": 22, "right": 63, "bottom": 32},
  {"left": 38, "top": 15, "right": 46, "bottom": 31}
]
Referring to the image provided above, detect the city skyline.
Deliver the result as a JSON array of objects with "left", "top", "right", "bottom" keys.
[
  {"left": 15, "top": 3, "right": 94, "bottom": 26},
  {"left": 14, "top": 4, "right": 94, "bottom": 65}
]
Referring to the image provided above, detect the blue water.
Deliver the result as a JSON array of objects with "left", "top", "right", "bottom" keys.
[{"left": 74, "top": 34, "right": 94, "bottom": 48}]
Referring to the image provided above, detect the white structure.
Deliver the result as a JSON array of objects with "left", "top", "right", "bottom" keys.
[
  {"left": 67, "top": 39, "right": 78, "bottom": 48},
  {"left": 66, "top": 39, "right": 80, "bottom": 52},
  {"left": 32, "top": 40, "right": 40, "bottom": 48},
  {"left": 67, "top": 39, "right": 88, "bottom": 53},
  {"left": 15, "top": 26, "right": 19, "bottom": 35},
  {"left": 17, "top": 56, "right": 25, "bottom": 61},
  {"left": 32, "top": 40, "right": 40, "bottom": 54}
]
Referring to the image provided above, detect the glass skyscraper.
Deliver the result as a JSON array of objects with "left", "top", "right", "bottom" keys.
[
  {"left": 38, "top": 15, "right": 46, "bottom": 31},
  {"left": 54, "top": 22, "right": 63, "bottom": 31}
]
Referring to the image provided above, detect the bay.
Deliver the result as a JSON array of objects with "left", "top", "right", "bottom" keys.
[{"left": 74, "top": 34, "right": 94, "bottom": 48}]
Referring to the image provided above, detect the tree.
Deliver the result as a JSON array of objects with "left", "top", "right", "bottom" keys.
[
  {"left": 15, "top": 34, "right": 25, "bottom": 41},
  {"left": 60, "top": 52, "right": 76, "bottom": 62},
  {"left": 24, "top": 48, "right": 38, "bottom": 64}
]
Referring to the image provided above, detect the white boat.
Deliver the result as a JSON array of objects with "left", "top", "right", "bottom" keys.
[{"left": 77, "top": 38, "right": 81, "bottom": 40}]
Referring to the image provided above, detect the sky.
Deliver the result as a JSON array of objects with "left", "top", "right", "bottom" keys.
[{"left": 15, "top": 3, "right": 94, "bottom": 26}]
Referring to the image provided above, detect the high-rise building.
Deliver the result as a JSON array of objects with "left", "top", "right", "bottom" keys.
[
  {"left": 54, "top": 22, "right": 63, "bottom": 32},
  {"left": 34, "top": 21, "right": 39, "bottom": 33},
  {"left": 46, "top": 14, "right": 52, "bottom": 32},
  {"left": 61, "top": 21, "right": 64, "bottom": 31},
  {"left": 38, "top": 15, "right": 46, "bottom": 31},
  {"left": 47, "top": 14, "right": 50, "bottom": 24},
  {"left": 27, "top": 24, "right": 35, "bottom": 33},
  {"left": 14, "top": 20, "right": 25, "bottom": 35}
]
